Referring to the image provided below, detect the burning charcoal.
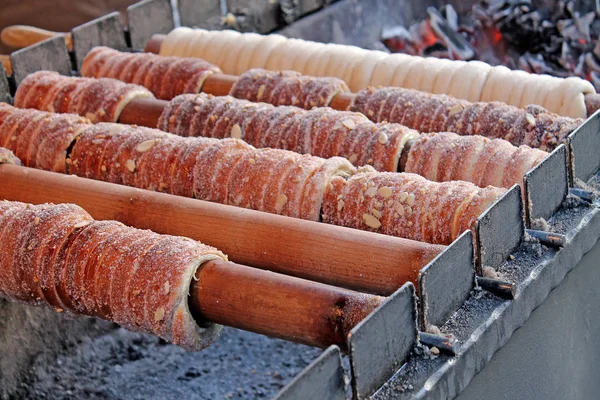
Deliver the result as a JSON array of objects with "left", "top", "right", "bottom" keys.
[
  {"left": 427, "top": 7, "right": 475, "bottom": 60},
  {"left": 423, "top": 42, "right": 451, "bottom": 58},
  {"left": 381, "top": 25, "right": 419, "bottom": 54},
  {"left": 440, "top": 4, "right": 459, "bottom": 31},
  {"left": 574, "top": 11, "right": 595, "bottom": 41},
  {"left": 559, "top": 42, "right": 578, "bottom": 70}
]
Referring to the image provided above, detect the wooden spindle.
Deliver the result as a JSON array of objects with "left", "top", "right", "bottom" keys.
[
  {"left": 191, "top": 260, "right": 384, "bottom": 349},
  {"left": 0, "top": 164, "right": 443, "bottom": 295}
]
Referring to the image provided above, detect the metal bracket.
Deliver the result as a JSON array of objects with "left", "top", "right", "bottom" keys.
[
  {"left": 0, "top": 64, "right": 10, "bottom": 103},
  {"left": 71, "top": 12, "right": 127, "bottom": 71},
  {"left": 127, "top": 0, "right": 175, "bottom": 50},
  {"left": 10, "top": 36, "right": 71, "bottom": 85},
  {"left": 418, "top": 230, "right": 474, "bottom": 331},
  {"left": 567, "top": 109, "right": 600, "bottom": 184},
  {"left": 178, "top": 0, "right": 222, "bottom": 27},
  {"left": 348, "top": 282, "right": 418, "bottom": 400},
  {"left": 524, "top": 144, "right": 568, "bottom": 226},
  {"left": 476, "top": 185, "right": 524, "bottom": 271},
  {"left": 272, "top": 345, "right": 346, "bottom": 400}
]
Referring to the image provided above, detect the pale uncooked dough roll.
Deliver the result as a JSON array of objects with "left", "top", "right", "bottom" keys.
[
  {"left": 417, "top": 57, "right": 449, "bottom": 94},
  {"left": 265, "top": 40, "right": 289, "bottom": 71},
  {"left": 210, "top": 30, "right": 242, "bottom": 68},
  {"left": 371, "top": 53, "right": 412, "bottom": 87},
  {"left": 250, "top": 34, "right": 287, "bottom": 71},
  {"left": 432, "top": 60, "right": 464, "bottom": 95},
  {"left": 341, "top": 48, "right": 369, "bottom": 84},
  {"left": 566, "top": 92, "right": 587, "bottom": 119},
  {"left": 188, "top": 31, "right": 212, "bottom": 60},
  {"left": 558, "top": 77, "right": 594, "bottom": 118},
  {"left": 303, "top": 44, "right": 328, "bottom": 77},
  {"left": 348, "top": 51, "right": 388, "bottom": 91},
  {"left": 532, "top": 74, "right": 555, "bottom": 109},
  {"left": 159, "top": 29, "right": 595, "bottom": 116},
  {"left": 325, "top": 45, "right": 359, "bottom": 83},
  {"left": 480, "top": 65, "right": 512, "bottom": 103},
  {"left": 279, "top": 39, "right": 311, "bottom": 71},
  {"left": 159, "top": 27, "right": 193, "bottom": 56},
  {"left": 222, "top": 35, "right": 248, "bottom": 74},
  {"left": 506, "top": 70, "right": 530, "bottom": 107},
  {"left": 235, "top": 33, "right": 264, "bottom": 75},
  {"left": 520, "top": 78, "right": 542, "bottom": 108},
  {"left": 293, "top": 41, "right": 322, "bottom": 73},
  {"left": 314, "top": 46, "right": 334, "bottom": 77},
  {"left": 542, "top": 76, "right": 566, "bottom": 115},
  {"left": 391, "top": 56, "right": 423, "bottom": 88},
  {"left": 446, "top": 63, "right": 475, "bottom": 101},
  {"left": 402, "top": 57, "right": 430, "bottom": 91},
  {"left": 459, "top": 61, "right": 491, "bottom": 102}
]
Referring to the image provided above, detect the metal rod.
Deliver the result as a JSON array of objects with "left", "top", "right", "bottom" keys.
[
  {"left": 190, "top": 260, "right": 384, "bottom": 349},
  {"left": 569, "top": 187, "right": 596, "bottom": 203},
  {"left": 476, "top": 277, "right": 516, "bottom": 300},
  {"left": 0, "top": 164, "right": 444, "bottom": 295},
  {"left": 525, "top": 229, "right": 567, "bottom": 248},
  {"left": 419, "top": 332, "right": 457, "bottom": 356}
]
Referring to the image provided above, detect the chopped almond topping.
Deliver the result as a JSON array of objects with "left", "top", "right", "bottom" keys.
[
  {"left": 525, "top": 113, "right": 536, "bottom": 126},
  {"left": 231, "top": 124, "right": 242, "bottom": 139},
  {"left": 378, "top": 186, "right": 392, "bottom": 198},
  {"left": 257, "top": 85, "right": 266, "bottom": 99},
  {"left": 136, "top": 139, "right": 157, "bottom": 152},
  {"left": 275, "top": 193, "right": 288, "bottom": 213},
  {"left": 154, "top": 307, "right": 165, "bottom": 322},
  {"left": 365, "top": 186, "right": 378, "bottom": 197},
  {"left": 377, "top": 132, "right": 388, "bottom": 144},
  {"left": 73, "top": 221, "right": 92, "bottom": 229},
  {"left": 407, "top": 193, "right": 415, "bottom": 206},
  {"left": 342, "top": 119, "right": 356, "bottom": 130},
  {"left": 125, "top": 159, "right": 136, "bottom": 173},
  {"left": 362, "top": 213, "right": 381, "bottom": 229}
]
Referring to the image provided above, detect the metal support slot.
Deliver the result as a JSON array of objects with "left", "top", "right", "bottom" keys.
[
  {"left": 418, "top": 231, "right": 474, "bottom": 331},
  {"left": 476, "top": 185, "right": 524, "bottom": 271},
  {"left": 127, "top": 0, "right": 175, "bottom": 50},
  {"left": 0, "top": 65, "right": 10, "bottom": 103},
  {"left": 272, "top": 345, "right": 346, "bottom": 400},
  {"left": 524, "top": 144, "right": 568, "bottom": 226},
  {"left": 71, "top": 12, "right": 127, "bottom": 71},
  {"left": 178, "top": 0, "right": 222, "bottom": 28},
  {"left": 347, "top": 282, "right": 418, "bottom": 400},
  {"left": 10, "top": 37, "right": 71, "bottom": 85},
  {"left": 568, "top": 110, "right": 600, "bottom": 184}
]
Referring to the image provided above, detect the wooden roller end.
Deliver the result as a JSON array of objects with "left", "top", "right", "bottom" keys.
[
  {"left": 144, "top": 34, "right": 166, "bottom": 54},
  {"left": 1, "top": 25, "right": 72, "bottom": 51}
]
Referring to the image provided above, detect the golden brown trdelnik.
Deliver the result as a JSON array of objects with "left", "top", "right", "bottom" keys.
[
  {"left": 350, "top": 86, "right": 583, "bottom": 151},
  {"left": 322, "top": 170, "right": 506, "bottom": 244},
  {"left": 0, "top": 200, "right": 226, "bottom": 350},
  {"left": 68, "top": 123, "right": 354, "bottom": 222},
  {"left": 0, "top": 102, "right": 89, "bottom": 172},
  {"left": 229, "top": 68, "right": 349, "bottom": 109},
  {"left": 158, "top": 93, "right": 417, "bottom": 172},
  {"left": 81, "top": 47, "right": 221, "bottom": 101},
  {"left": 14, "top": 71, "right": 153, "bottom": 123},
  {"left": 404, "top": 132, "right": 548, "bottom": 189}
]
